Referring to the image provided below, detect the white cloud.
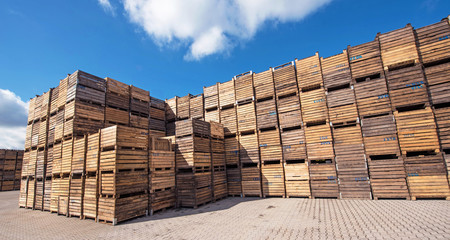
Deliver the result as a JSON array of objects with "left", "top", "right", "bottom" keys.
[
  {"left": 0, "top": 89, "right": 28, "bottom": 150},
  {"left": 122, "top": 0, "right": 332, "bottom": 60},
  {"left": 98, "top": 0, "right": 116, "bottom": 16}
]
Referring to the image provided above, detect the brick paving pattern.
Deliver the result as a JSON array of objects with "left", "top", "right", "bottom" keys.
[{"left": 1, "top": 191, "right": 449, "bottom": 239}]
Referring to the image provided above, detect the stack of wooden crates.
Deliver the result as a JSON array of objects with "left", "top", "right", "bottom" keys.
[{"left": 0, "top": 150, "right": 23, "bottom": 191}]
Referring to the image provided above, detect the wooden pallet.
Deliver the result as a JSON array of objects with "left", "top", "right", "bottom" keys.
[
  {"left": 394, "top": 108, "right": 440, "bottom": 153},
  {"left": 219, "top": 79, "right": 236, "bottom": 108},
  {"left": 253, "top": 69, "right": 275, "bottom": 100},
  {"left": 241, "top": 163, "right": 262, "bottom": 197},
  {"left": 235, "top": 72, "right": 254, "bottom": 103},
  {"left": 348, "top": 39, "right": 384, "bottom": 80},
  {"left": 273, "top": 62, "right": 297, "bottom": 97},
  {"left": 237, "top": 102, "right": 256, "bottom": 133},
  {"left": 256, "top": 98, "right": 278, "bottom": 129},
  {"left": 296, "top": 53, "right": 324, "bottom": 90},
  {"left": 379, "top": 24, "right": 419, "bottom": 71},
  {"left": 321, "top": 50, "right": 352, "bottom": 89},
  {"left": 261, "top": 162, "right": 285, "bottom": 197},
  {"left": 300, "top": 87, "right": 328, "bottom": 124},
  {"left": 415, "top": 18, "right": 450, "bottom": 65},
  {"left": 281, "top": 128, "right": 307, "bottom": 160}
]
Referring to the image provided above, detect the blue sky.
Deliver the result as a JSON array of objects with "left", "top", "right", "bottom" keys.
[{"left": 0, "top": 0, "right": 449, "bottom": 148}]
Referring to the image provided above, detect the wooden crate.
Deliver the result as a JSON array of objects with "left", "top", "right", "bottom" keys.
[
  {"left": 361, "top": 114, "right": 400, "bottom": 156},
  {"left": 165, "top": 97, "right": 177, "bottom": 121},
  {"left": 40, "top": 90, "right": 51, "bottom": 119},
  {"left": 220, "top": 107, "right": 237, "bottom": 135},
  {"left": 305, "top": 123, "right": 334, "bottom": 160},
  {"left": 86, "top": 133, "right": 100, "bottom": 173},
  {"left": 224, "top": 136, "right": 239, "bottom": 165},
  {"left": 273, "top": 62, "right": 297, "bottom": 97},
  {"left": 54, "top": 110, "right": 65, "bottom": 141},
  {"left": 425, "top": 62, "right": 450, "bottom": 105},
  {"left": 177, "top": 94, "right": 191, "bottom": 120},
  {"left": 82, "top": 173, "right": 98, "bottom": 220},
  {"left": 43, "top": 177, "right": 52, "bottom": 210},
  {"left": 235, "top": 72, "right": 254, "bottom": 103},
  {"left": 148, "top": 107, "right": 165, "bottom": 121},
  {"left": 57, "top": 77, "right": 69, "bottom": 109},
  {"left": 348, "top": 39, "right": 384, "bottom": 79},
  {"left": 277, "top": 93, "right": 302, "bottom": 129},
  {"left": 62, "top": 138, "right": 73, "bottom": 173},
  {"left": 176, "top": 119, "right": 210, "bottom": 138},
  {"left": 190, "top": 94, "right": 204, "bottom": 119},
  {"left": 379, "top": 24, "right": 419, "bottom": 70},
  {"left": 25, "top": 124, "right": 32, "bottom": 150},
  {"left": 36, "top": 149, "right": 46, "bottom": 179},
  {"left": 38, "top": 119, "right": 48, "bottom": 147},
  {"left": 219, "top": 79, "right": 235, "bottom": 108},
  {"left": 100, "top": 169, "right": 148, "bottom": 197},
  {"left": 26, "top": 177, "right": 35, "bottom": 208},
  {"left": 66, "top": 84, "right": 106, "bottom": 107},
  {"left": 239, "top": 132, "right": 259, "bottom": 164},
  {"left": 71, "top": 136, "right": 86, "bottom": 174},
  {"left": 205, "top": 109, "right": 220, "bottom": 123},
  {"left": 300, "top": 87, "right": 328, "bottom": 124},
  {"left": 149, "top": 118, "right": 166, "bottom": 132},
  {"left": 68, "top": 174, "right": 84, "bottom": 217},
  {"left": 105, "top": 107, "right": 129, "bottom": 126},
  {"left": 33, "top": 94, "right": 43, "bottom": 121},
  {"left": 150, "top": 188, "right": 176, "bottom": 214},
  {"left": 332, "top": 124, "right": 366, "bottom": 168},
  {"left": 309, "top": 160, "right": 339, "bottom": 198},
  {"left": 237, "top": 103, "right": 256, "bottom": 133},
  {"left": 368, "top": 155, "right": 409, "bottom": 199},
  {"left": 415, "top": 18, "right": 450, "bottom": 65},
  {"left": 281, "top": 128, "right": 306, "bottom": 160},
  {"left": 52, "top": 143, "right": 62, "bottom": 175},
  {"left": 28, "top": 149, "right": 37, "bottom": 177},
  {"left": 435, "top": 106, "right": 450, "bottom": 149},
  {"left": 241, "top": 163, "right": 262, "bottom": 197},
  {"left": 407, "top": 175, "right": 450, "bottom": 200},
  {"left": 50, "top": 175, "right": 70, "bottom": 214},
  {"left": 97, "top": 193, "right": 148, "bottom": 225},
  {"left": 176, "top": 171, "right": 212, "bottom": 207},
  {"left": 353, "top": 76, "right": 391, "bottom": 117},
  {"left": 69, "top": 70, "right": 106, "bottom": 92},
  {"left": 226, "top": 164, "right": 242, "bottom": 196},
  {"left": 19, "top": 178, "right": 28, "bottom": 207},
  {"left": 284, "top": 160, "right": 310, "bottom": 198},
  {"left": 213, "top": 183, "right": 228, "bottom": 201},
  {"left": 100, "top": 125, "right": 148, "bottom": 150},
  {"left": 100, "top": 148, "right": 148, "bottom": 171},
  {"left": 105, "top": 77, "right": 130, "bottom": 110},
  {"left": 321, "top": 50, "right": 352, "bottom": 89},
  {"left": 254, "top": 69, "right": 274, "bottom": 100},
  {"left": 203, "top": 84, "right": 219, "bottom": 110},
  {"left": 176, "top": 135, "right": 210, "bottom": 153},
  {"left": 64, "top": 98, "right": 105, "bottom": 122},
  {"left": 27, "top": 97, "right": 36, "bottom": 124},
  {"left": 394, "top": 108, "right": 440, "bottom": 153},
  {"left": 176, "top": 151, "right": 211, "bottom": 169},
  {"left": 210, "top": 121, "right": 224, "bottom": 139},
  {"left": 50, "top": 86, "right": 59, "bottom": 114},
  {"left": 130, "top": 113, "right": 149, "bottom": 129},
  {"left": 150, "top": 96, "right": 165, "bottom": 110},
  {"left": 261, "top": 161, "right": 285, "bottom": 197},
  {"left": 212, "top": 152, "right": 225, "bottom": 167},
  {"left": 211, "top": 139, "right": 224, "bottom": 154},
  {"left": 259, "top": 128, "right": 282, "bottom": 162},
  {"left": 296, "top": 53, "right": 324, "bottom": 90},
  {"left": 327, "top": 87, "right": 358, "bottom": 125},
  {"left": 130, "top": 85, "right": 150, "bottom": 114},
  {"left": 36, "top": 179, "right": 44, "bottom": 210},
  {"left": 256, "top": 98, "right": 278, "bottom": 129},
  {"left": 31, "top": 121, "right": 40, "bottom": 147},
  {"left": 63, "top": 116, "right": 104, "bottom": 139}
]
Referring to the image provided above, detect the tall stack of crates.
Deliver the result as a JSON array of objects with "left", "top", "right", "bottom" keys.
[
  {"left": 97, "top": 126, "right": 149, "bottom": 225},
  {"left": 281, "top": 128, "right": 310, "bottom": 198},
  {"left": 129, "top": 86, "right": 149, "bottom": 129},
  {"left": 0, "top": 150, "right": 23, "bottom": 191},
  {"left": 104, "top": 78, "right": 130, "bottom": 127},
  {"left": 175, "top": 119, "right": 212, "bottom": 207},
  {"left": 297, "top": 53, "right": 339, "bottom": 198},
  {"left": 204, "top": 84, "right": 220, "bottom": 122},
  {"left": 149, "top": 96, "right": 166, "bottom": 133},
  {"left": 165, "top": 97, "right": 177, "bottom": 135},
  {"left": 82, "top": 132, "right": 100, "bottom": 220},
  {"left": 210, "top": 122, "right": 227, "bottom": 200},
  {"left": 321, "top": 50, "right": 371, "bottom": 199},
  {"left": 149, "top": 136, "right": 176, "bottom": 215}
]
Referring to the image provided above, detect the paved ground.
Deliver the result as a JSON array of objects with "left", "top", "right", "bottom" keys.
[{"left": 0, "top": 191, "right": 449, "bottom": 240}]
